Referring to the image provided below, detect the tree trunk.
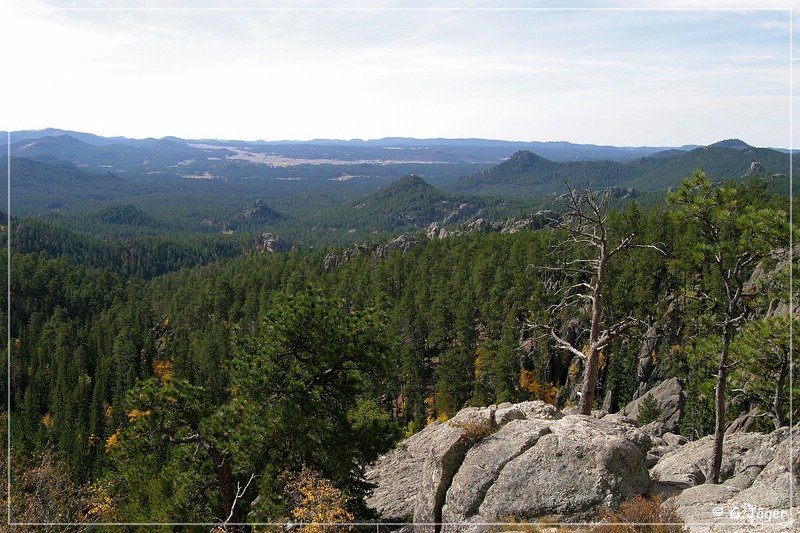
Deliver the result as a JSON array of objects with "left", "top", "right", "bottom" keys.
[
  {"left": 773, "top": 356, "right": 787, "bottom": 429},
  {"left": 580, "top": 252, "right": 605, "bottom": 416},
  {"left": 218, "top": 455, "right": 238, "bottom": 525},
  {"left": 198, "top": 435, "right": 244, "bottom": 530},
  {"left": 579, "top": 348, "right": 600, "bottom": 415},
  {"left": 707, "top": 324, "right": 731, "bottom": 484}
]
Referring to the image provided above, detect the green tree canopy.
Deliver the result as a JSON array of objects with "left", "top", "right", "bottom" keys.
[{"left": 111, "top": 288, "right": 398, "bottom": 525}]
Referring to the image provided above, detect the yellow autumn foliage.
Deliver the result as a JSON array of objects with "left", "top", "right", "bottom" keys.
[
  {"left": 104, "top": 430, "right": 120, "bottom": 453},
  {"left": 519, "top": 369, "right": 539, "bottom": 394},
  {"left": 286, "top": 468, "right": 353, "bottom": 533},
  {"left": 127, "top": 408, "right": 151, "bottom": 422},
  {"left": 424, "top": 395, "right": 437, "bottom": 424},
  {"left": 85, "top": 495, "right": 115, "bottom": 520},
  {"left": 519, "top": 370, "right": 559, "bottom": 406},
  {"left": 152, "top": 359, "right": 174, "bottom": 382},
  {"left": 568, "top": 362, "right": 580, "bottom": 381}
]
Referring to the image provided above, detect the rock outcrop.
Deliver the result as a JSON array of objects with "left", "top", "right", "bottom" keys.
[
  {"left": 324, "top": 212, "right": 563, "bottom": 270},
  {"left": 425, "top": 212, "right": 560, "bottom": 242},
  {"left": 655, "top": 425, "right": 798, "bottom": 532},
  {"left": 743, "top": 245, "right": 798, "bottom": 318},
  {"left": 748, "top": 161, "right": 765, "bottom": 174},
  {"left": 373, "top": 235, "right": 422, "bottom": 259},
  {"left": 632, "top": 323, "right": 661, "bottom": 399},
  {"left": 366, "top": 401, "right": 652, "bottom": 530},
  {"left": 254, "top": 233, "right": 290, "bottom": 253},
  {"left": 726, "top": 406, "right": 762, "bottom": 435},
  {"left": 469, "top": 415, "right": 651, "bottom": 524},
  {"left": 367, "top": 399, "right": 797, "bottom": 533},
  {"left": 622, "top": 377, "right": 685, "bottom": 432},
  {"left": 323, "top": 236, "right": 421, "bottom": 269}
]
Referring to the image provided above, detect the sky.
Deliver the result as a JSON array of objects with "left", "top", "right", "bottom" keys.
[{"left": 1, "top": 1, "right": 797, "bottom": 148}]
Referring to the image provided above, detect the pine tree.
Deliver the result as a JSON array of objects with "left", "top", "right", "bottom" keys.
[{"left": 668, "top": 171, "right": 789, "bottom": 484}]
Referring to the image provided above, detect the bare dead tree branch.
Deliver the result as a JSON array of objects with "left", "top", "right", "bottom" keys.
[
  {"left": 221, "top": 472, "right": 256, "bottom": 530},
  {"left": 549, "top": 329, "right": 588, "bottom": 361},
  {"left": 531, "top": 182, "right": 664, "bottom": 415}
]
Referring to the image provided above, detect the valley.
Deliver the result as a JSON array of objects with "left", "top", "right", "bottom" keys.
[
  {"left": 4, "top": 130, "right": 795, "bottom": 247},
  {"left": 3, "top": 128, "right": 796, "bottom": 531},
  {"left": 5, "top": 4, "right": 794, "bottom": 530}
]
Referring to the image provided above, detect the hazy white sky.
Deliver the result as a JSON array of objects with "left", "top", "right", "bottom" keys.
[{"left": 1, "top": 1, "right": 796, "bottom": 147}]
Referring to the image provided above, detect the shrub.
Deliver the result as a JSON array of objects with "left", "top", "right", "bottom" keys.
[
  {"left": 284, "top": 468, "right": 354, "bottom": 533},
  {"left": 520, "top": 370, "right": 560, "bottom": 405},
  {"left": 449, "top": 418, "right": 495, "bottom": 443},
  {"left": 404, "top": 420, "right": 419, "bottom": 438},
  {"left": 596, "top": 494, "right": 686, "bottom": 533}
]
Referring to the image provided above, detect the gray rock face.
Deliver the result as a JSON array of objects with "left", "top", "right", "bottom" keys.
[
  {"left": 255, "top": 233, "right": 290, "bottom": 253},
  {"left": 322, "top": 243, "right": 372, "bottom": 269},
  {"left": 655, "top": 425, "right": 798, "bottom": 532},
  {"left": 364, "top": 422, "right": 444, "bottom": 521},
  {"left": 366, "top": 401, "right": 652, "bottom": 529},
  {"left": 441, "top": 203, "right": 478, "bottom": 225},
  {"left": 534, "top": 210, "right": 561, "bottom": 227},
  {"left": 441, "top": 419, "right": 552, "bottom": 526},
  {"left": 426, "top": 221, "right": 449, "bottom": 240},
  {"left": 622, "top": 377, "right": 685, "bottom": 431},
  {"left": 322, "top": 237, "right": 421, "bottom": 269},
  {"left": 726, "top": 406, "right": 762, "bottom": 435},
  {"left": 373, "top": 236, "right": 422, "bottom": 259},
  {"left": 651, "top": 430, "right": 784, "bottom": 490},
  {"left": 413, "top": 422, "right": 472, "bottom": 533},
  {"left": 477, "top": 415, "right": 651, "bottom": 522},
  {"left": 493, "top": 401, "right": 561, "bottom": 425},
  {"left": 749, "top": 161, "right": 765, "bottom": 174},
  {"left": 427, "top": 215, "right": 549, "bottom": 242},
  {"left": 742, "top": 246, "right": 799, "bottom": 319},
  {"left": 368, "top": 401, "right": 798, "bottom": 533},
  {"left": 633, "top": 323, "right": 661, "bottom": 399}
]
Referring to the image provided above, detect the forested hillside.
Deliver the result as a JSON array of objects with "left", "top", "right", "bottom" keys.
[
  {"left": 5, "top": 171, "right": 796, "bottom": 527},
  {"left": 456, "top": 143, "right": 797, "bottom": 195}
]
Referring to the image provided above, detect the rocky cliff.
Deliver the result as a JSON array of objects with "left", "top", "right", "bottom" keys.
[
  {"left": 366, "top": 401, "right": 651, "bottom": 530},
  {"left": 366, "top": 401, "right": 798, "bottom": 533}
]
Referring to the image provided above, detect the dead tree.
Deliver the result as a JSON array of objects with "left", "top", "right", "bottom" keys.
[{"left": 538, "top": 183, "right": 664, "bottom": 415}]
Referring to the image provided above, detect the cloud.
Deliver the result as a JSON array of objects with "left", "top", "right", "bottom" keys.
[{"left": 1, "top": 1, "right": 793, "bottom": 147}]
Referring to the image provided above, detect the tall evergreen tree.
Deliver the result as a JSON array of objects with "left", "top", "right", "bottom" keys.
[{"left": 668, "top": 171, "right": 788, "bottom": 484}]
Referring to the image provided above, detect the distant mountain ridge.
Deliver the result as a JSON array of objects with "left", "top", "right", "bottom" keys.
[
  {"left": 10, "top": 134, "right": 231, "bottom": 170},
  {"left": 7, "top": 128, "right": 788, "bottom": 152},
  {"left": 456, "top": 141, "right": 796, "bottom": 195},
  {"left": 7, "top": 128, "right": 136, "bottom": 146},
  {"left": 6, "top": 129, "right": 795, "bottom": 241},
  {"left": 4, "top": 128, "right": 725, "bottom": 164}
]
